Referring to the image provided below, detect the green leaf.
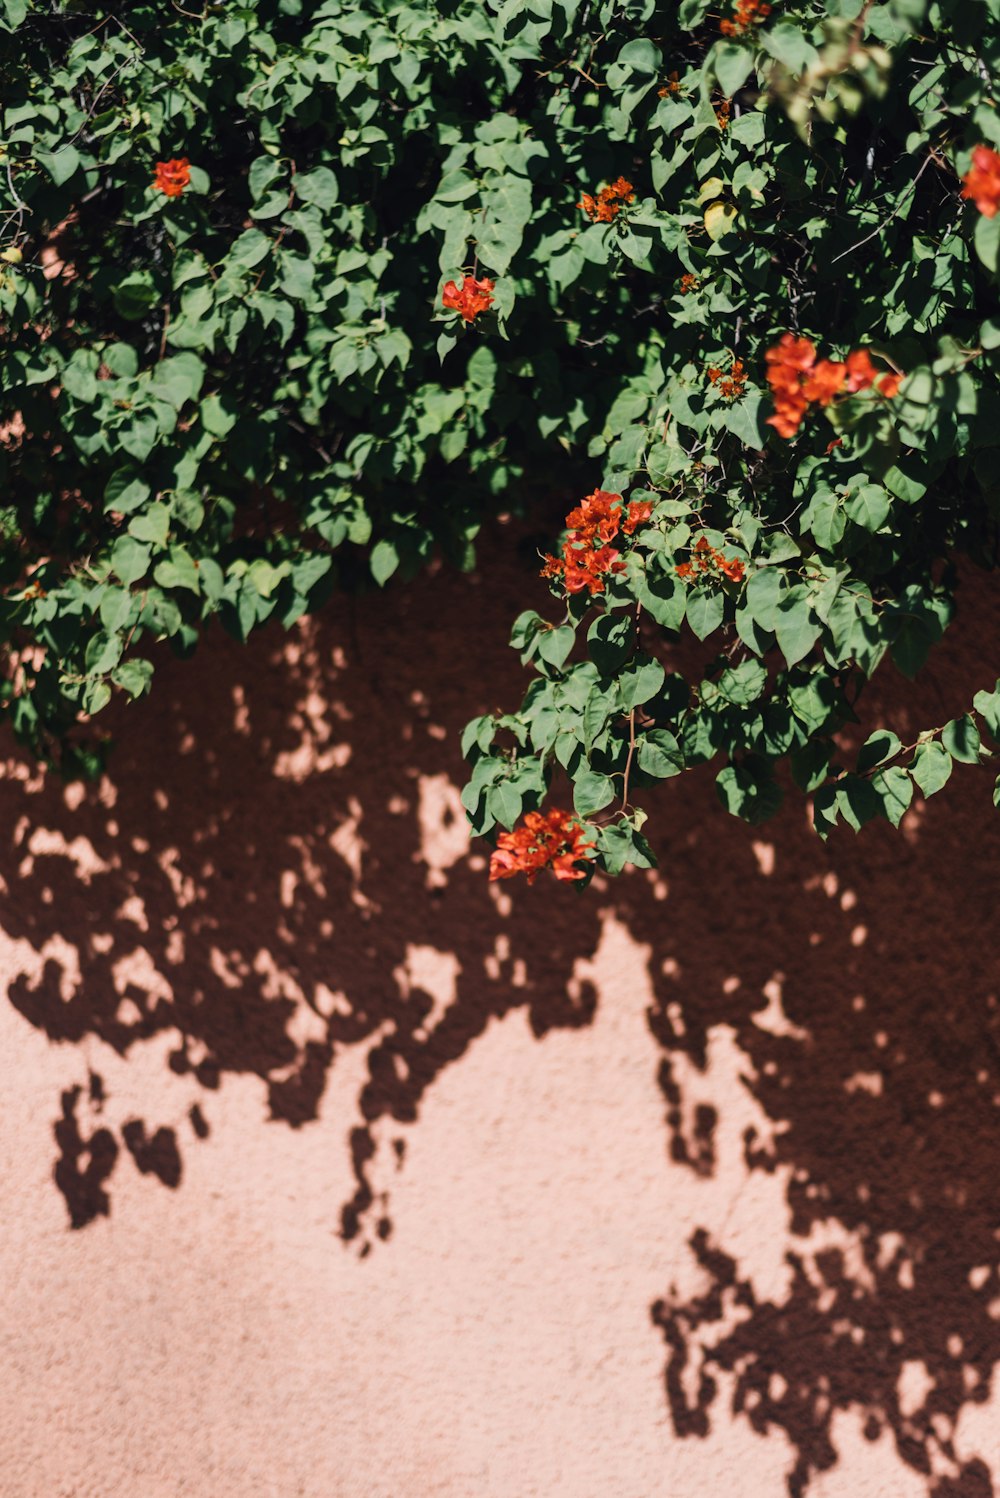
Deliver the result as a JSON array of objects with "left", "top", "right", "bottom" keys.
[
  {"left": 105, "top": 470, "right": 150, "bottom": 515},
  {"left": 685, "top": 588, "right": 724, "bottom": 640},
  {"left": 716, "top": 763, "right": 784, "bottom": 825},
  {"left": 35, "top": 144, "right": 80, "bottom": 186},
  {"left": 910, "top": 741, "right": 953, "bottom": 797},
  {"left": 371, "top": 540, "right": 399, "bottom": 586},
  {"left": 723, "top": 393, "right": 766, "bottom": 448},
  {"left": 573, "top": 769, "right": 616, "bottom": 818},
  {"left": 975, "top": 212, "right": 1000, "bottom": 274},
  {"left": 942, "top": 714, "right": 982, "bottom": 763},
  {"left": 111, "top": 536, "right": 152, "bottom": 585},
  {"left": 537, "top": 624, "right": 575, "bottom": 670},
  {"left": 973, "top": 684, "right": 1000, "bottom": 742},
  {"left": 637, "top": 730, "right": 681, "bottom": 779},
  {"left": 714, "top": 41, "right": 755, "bottom": 96},
  {"left": 775, "top": 597, "right": 819, "bottom": 668},
  {"left": 872, "top": 765, "right": 914, "bottom": 827},
  {"left": 128, "top": 505, "right": 170, "bottom": 548},
  {"left": 844, "top": 484, "right": 891, "bottom": 532},
  {"left": 294, "top": 166, "right": 339, "bottom": 210},
  {"left": 588, "top": 614, "right": 633, "bottom": 675},
  {"left": 488, "top": 779, "right": 522, "bottom": 829}
]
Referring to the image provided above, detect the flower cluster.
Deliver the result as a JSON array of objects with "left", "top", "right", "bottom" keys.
[
  {"left": 678, "top": 273, "right": 700, "bottom": 295},
  {"left": 578, "top": 177, "right": 636, "bottom": 224},
  {"left": 658, "top": 72, "right": 682, "bottom": 97},
  {"left": 152, "top": 158, "right": 191, "bottom": 197},
  {"left": 707, "top": 358, "right": 747, "bottom": 400},
  {"left": 541, "top": 490, "right": 651, "bottom": 596},
  {"left": 765, "top": 334, "right": 904, "bottom": 438},
  {"left": 720, "top": 0, "right": 771, "bottom": 34},
  {"left": 961, "top": 145, "right": 1000, "bottom": 218},
  {"left": 715, "top": 98, "right": 732, "bottom": 131},
  {"left": 489, "top": 808, "right": 595, "bottom": 884},
  {"left": 442, "top": 275, "right": 496, "bottom": 322},
  {"left": 676, "top": 535, "right": 745, "bottom": 585}
]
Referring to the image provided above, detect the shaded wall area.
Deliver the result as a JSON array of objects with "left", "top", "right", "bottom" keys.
[{"left": 2, "top": 522, "right": 1000, "bottom": 1495}]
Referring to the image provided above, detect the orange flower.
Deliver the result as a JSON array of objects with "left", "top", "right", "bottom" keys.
[
  {"left": 441, "top": 275, "right": 496, "bottom": 322},
  {"left": 765, "top": 334, "right": 816, "bottom": 437},
  {"left": 578, "top": 177, "right": 636, "bottom": 223},
  {"left": 152, "top": 158, "right": 191, "bottom": 197},
  {"left": 658, "top": 72, "right": 682, "bottom": 97},
  {"left": 961, "top": 145, "right": 1000, "bottom": 218},
  {"left": 678, "top": 273, "right": 699, "bottom": 295},
  {"left": 715, "top": 99, "right": 731, "bottom": 131},
  {"left": 623, "top": 499, "right": 654, "bottom": 535},
  {"left": 489, "top": 809, "right": 595, "bottom": 884},
  {"left": 802, "top": 358, "right": 847, "bottom": 406},
  {"left": 720, "top": 0, "right": 771, "bottom": 34},
  {"left": 541, "top": 489, "right": 632, "bottom": 597},
  {"left": 677, "top": 536, "right": 744, "bottom": 586},
  {"left": 878, "top": 371, "right": 904, "bottom": 398},
  {"left": 845, "top": 348, "right": 878, "bottom": 392}
]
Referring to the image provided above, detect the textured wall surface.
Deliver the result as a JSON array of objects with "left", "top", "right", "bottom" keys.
[{"left": 2, "top": 527, "right": 1000, "bottom": 1498}]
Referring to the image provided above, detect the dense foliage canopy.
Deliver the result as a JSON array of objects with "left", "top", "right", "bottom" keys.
[{"left": 2, "top": 0, "right": 999, "bottom": 875}]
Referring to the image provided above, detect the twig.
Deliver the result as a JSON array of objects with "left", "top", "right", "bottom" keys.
[{"left": 830, "top": 152, "right": 935, "bottom": 264}]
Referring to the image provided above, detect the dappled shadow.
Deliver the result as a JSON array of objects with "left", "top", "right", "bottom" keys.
[
  {"left": 0, "top": 525, "right": 599, "bottom": 1250},
  {"left": 5, "top": 515, "right": 1000, "bottom": 1491},
  {"left": 614, "top": 565, "right": 1000, "bottom": 1494}
]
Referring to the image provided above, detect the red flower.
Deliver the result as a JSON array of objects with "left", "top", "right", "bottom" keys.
[
  {"left": 961, "top": 145, "right": 1000, "bottom": 218},
  {"left": 489, "top": 808, "right": 595, "bottom": 884},
  {"left": 765, "top": 334, "right": 816, "bottom": 437},
  {"left": 845, "top": 348, "right": 878, "bottom": 392},
  {"left": 677, "top": 536, "right": 744, "bottom": 586},
  {"left": 678, "top": 273, "right": 699, "bottom": 295},
  {"left": 720, "top": 0, "right": 771, "bottom": 34},
  {"left": 878, "top": 371, "right": 904, "bottom": 398},
  {"left": 802, "top": 358, "right": 847, "bottom": 406},
  {"left": 623, "top": 499, "right": 654, "bottom": 535},
  {"left": 711, "top": 357, "right": 747, "bottom": 401},
  {"left": 442, "top": 275, "right": 496, "bottom": 322},
  {"left": 152, "top": 158, "right": 191, "bottom": 197},
  {"left": 579, "top": 177, "right": 636, "bottom": 223}
]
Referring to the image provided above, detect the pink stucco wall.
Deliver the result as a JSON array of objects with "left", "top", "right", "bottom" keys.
[{"left": 2, "top": 525, "right": 1000, "bottom": 1496}]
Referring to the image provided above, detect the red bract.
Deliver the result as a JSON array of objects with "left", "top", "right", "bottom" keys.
[
  {"left": 676, "top": 534, "right": 744, "bottom": 585},
  {"left": 961, "top": 145, "right": 1000, "bottom": 218},
  {"left": 623, "top": 499, "right": 654, "bottom": 535},
  {"left": 720, "top": 0, "right": 771, "bottom": 34},
  {"left": 153, "top": 158, "right": 191, "bottom": 197},
  {"left": 489, "top": 808, "right": 595, "bottom": 884},
  {"left": 441, "top": 275, "right": 496, "bottom": 322},
  {"left": 766, "top": 335, "right": 904, "bottom": 437},
  {"left": 709, "top": 358, "right": 747, "bottom": 400},
  {"left": 765, "top": 333, "right": 816, "bottom": 437},
  {"left": 541, "top": 489, "right": 630, "bottom": 597},
  {"left": 802, "top": 358, "right": 847, "bottom": 406},
  {"left": 578, "top": 177, "right": 636, "bottom": 223}
]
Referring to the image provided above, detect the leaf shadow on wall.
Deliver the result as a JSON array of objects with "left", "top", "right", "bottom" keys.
[
  {"left": 0, "top": 538, "right": 600, "bottom": 1251},
  {"left": 616, "top": 566, "right": 1000, "bottom": 1498}
]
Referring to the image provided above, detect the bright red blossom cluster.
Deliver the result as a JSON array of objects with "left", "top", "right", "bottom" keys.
[
  {"left": 676, "top": 535, "right": 745, "bottom": 585},
  {"left": 489, "top": 808, "right": 595, "bottom": 884},
  {"left": 707, "top": 358, "right": 747, "bottom": 400},
  {"left": 152, "top": 158, "right": 191, "bottom": 197},
  {"left": 578, "top": 177, "right": 636, "bottom": 224},
  {"left": 720, "top": 0, "right": 771, "bottom": 35},
  {"left": 441, "top": 275, "right": 496, "bottom": 322},
  {"left": 541, "top": 491, "right": 651, "bottom": 596},
  {"left": 961, "top": 145, "right": 1000, "bottom": 217},
  {"left": 765, "top": 334, "right": 904, "bottom": 438}
]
